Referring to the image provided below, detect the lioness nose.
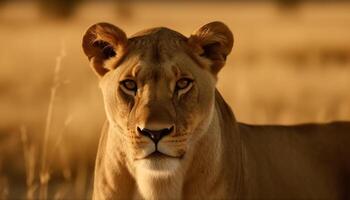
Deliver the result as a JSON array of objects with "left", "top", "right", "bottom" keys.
[{"left": 137, "top": 126, "right": 174, "bottom": 144}]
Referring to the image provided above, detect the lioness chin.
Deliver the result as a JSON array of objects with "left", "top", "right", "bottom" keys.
[{"left": 82, "top": 21, "right": 350, "bottom": 200}]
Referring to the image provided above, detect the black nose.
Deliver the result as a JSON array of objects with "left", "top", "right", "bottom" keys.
[{"left": 137, "top": 126, "right": 174, "bottom": 144}]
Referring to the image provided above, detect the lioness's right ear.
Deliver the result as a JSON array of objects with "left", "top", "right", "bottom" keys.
[{"left": 82, "top": 23, "right": 127, "bottom": 77}]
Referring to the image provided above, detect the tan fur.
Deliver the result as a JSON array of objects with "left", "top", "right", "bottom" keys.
[{"left": 82, "top": 22, "right": 350, "bottom": 199}]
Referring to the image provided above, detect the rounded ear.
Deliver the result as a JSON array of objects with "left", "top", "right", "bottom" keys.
[
  {"left": 82, "top": 23, "right": 127, "bottom": 77},
  {"left": 188, "top": 21, "right": 233, "bottom": 75}
]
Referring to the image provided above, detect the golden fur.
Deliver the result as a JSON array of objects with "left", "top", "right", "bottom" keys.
[{"left": 82, "top": 22, "right": 350, "bottom": 199}]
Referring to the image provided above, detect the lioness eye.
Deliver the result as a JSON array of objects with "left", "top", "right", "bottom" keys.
[
  {"left": 120, "top": 79, "right": 137, "bottom": 92},
  {"left": 176, "top": 78, "right": 193, "bottom": 90}
]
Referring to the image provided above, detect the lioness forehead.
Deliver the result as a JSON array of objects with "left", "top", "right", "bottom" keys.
[
  {"left": 116, "top": 27, "right": 198, "bottom": 82},
  {"left": 127, "top": 27, "right": 189, "bottom": 62}
]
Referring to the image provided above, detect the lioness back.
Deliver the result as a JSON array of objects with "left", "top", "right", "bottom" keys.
[{"left": 239, "top": 122, "right": 350, "bottom": 199}]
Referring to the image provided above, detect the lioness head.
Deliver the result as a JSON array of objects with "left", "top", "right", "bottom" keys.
[{"left": 82, "top": 22, "right": 233, "bottom": 172}]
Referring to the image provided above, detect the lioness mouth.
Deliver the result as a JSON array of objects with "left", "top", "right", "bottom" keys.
[
  {"left": 146, "top": 151, "right": 174, "bottom": 159},
  {"left": 148, "top": 151, "right": 166, "bottom": 158},
  {"left": 146, "top": 151, "right": 181, "bottom": 159}
]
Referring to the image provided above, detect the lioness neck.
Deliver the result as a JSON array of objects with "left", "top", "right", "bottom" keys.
[{"left": 181, "top": 91, "right": 243, "bottom": 199}]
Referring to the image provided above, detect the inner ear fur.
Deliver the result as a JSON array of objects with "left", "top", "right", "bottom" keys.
[
  {"left": 188, "top": 21, "right": 234, "bottom": 74},
  {"left": 82, "top": 22, "right": 127, "bottom": 77}
]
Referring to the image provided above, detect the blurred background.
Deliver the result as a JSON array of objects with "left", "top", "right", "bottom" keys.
[{"left": 0, "top": 0, "right": 349, "bottom": 199}]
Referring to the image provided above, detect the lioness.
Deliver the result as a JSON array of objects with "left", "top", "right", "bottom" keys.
[{"left": 82, "top": 22, "right": 350, "bottom": 199}]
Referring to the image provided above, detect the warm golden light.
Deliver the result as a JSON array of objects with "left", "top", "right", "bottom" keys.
[{"left": 0, "top": 0, "right": 349, "bottom": 199}]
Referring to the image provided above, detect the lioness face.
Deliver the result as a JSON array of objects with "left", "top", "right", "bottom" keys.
[
  {"left": 83, "top": 22, "right": 233, "bottom": 172},
  {"left": 100, "top": 47, "right": 216, "bottom": 171}
]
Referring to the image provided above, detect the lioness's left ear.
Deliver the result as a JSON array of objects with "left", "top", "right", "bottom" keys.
[
  {"left": 188, "top": 21, "right": 233, "bottom": 75},
  {"left": 82, "top": 22, "right": 127, "bottom": 77}
]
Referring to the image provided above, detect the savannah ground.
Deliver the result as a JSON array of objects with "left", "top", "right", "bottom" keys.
[{"left": 0, "top": 1, "right": 350, "bottom": 199}]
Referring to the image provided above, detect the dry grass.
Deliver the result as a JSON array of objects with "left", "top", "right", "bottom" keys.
[
  {"left": 20, "top": 126, "right": 37, "bottom": 200},
  {"left": 0, "top": 1, "right": 350, "bottom": 199},
  {"left": 39, "top": 41, "right": 67, "bottom": 200}
]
